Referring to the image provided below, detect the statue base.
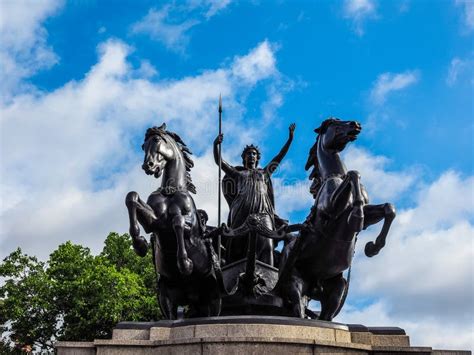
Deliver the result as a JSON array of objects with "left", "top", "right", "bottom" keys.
[{"left": 55, "top": 316, "right": 470, "bottom": 354}]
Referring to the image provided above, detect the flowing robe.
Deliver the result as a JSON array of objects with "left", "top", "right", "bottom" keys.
[{"left": 223, "top": 167, "right": 275, "bottom": 264}]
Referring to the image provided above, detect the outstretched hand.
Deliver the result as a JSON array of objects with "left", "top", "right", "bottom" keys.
[
  {"left": 214, "top": 133, "right": 224, "bottom": 146},
  {"left": 289, "top": 123, "right": 296, "bottom": 139}
]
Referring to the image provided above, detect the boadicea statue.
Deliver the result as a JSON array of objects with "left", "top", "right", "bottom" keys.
[
  {"left": 212, "top": 123, "right": 295, "bottom": 267},
  {"left": 125, "top": 104, "right": 396, "bottom": 320}
]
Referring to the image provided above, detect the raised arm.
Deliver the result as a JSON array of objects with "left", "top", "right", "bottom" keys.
[
  {"left": 265, "top": 123, "right": 296, "bottom": 175},
  {"left": 213, "top": 133, "right": 237, "bottom": 176}
]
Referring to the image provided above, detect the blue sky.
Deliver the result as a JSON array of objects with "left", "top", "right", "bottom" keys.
[
  {"left": 32, "top": 1, "right": 473, "bottom": 173},
  {"left": 1, "top": 0, "right": 473, "bottom": 351}
]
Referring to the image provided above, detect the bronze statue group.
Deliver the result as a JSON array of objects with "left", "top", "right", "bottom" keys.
[{"left": 126, "top": 116, "right": 395, "bottom": 321}]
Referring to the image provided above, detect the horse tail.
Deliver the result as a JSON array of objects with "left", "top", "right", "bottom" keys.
[{"left": 333, "top": 235, "right": 357, "bottom": 319}]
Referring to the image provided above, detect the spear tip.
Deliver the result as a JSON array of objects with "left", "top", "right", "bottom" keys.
[{"left": 218, "top": 94, "right": 222, "bottom": 113}]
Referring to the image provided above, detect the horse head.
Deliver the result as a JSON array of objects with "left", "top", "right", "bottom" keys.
[
  {"left": 315, "top": 118, "right": 362, "bottom": 153},
  {"left": 142, "top": 123, "right": 174, "bottom": 179},
  {"left": 305, "top": 118, "right": 362, "bottom": 183}
]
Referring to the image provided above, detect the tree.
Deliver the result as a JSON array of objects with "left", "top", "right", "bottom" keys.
[
  {"left": 0, "top": 249, "right": 55, "bottom": 353},
  {"left": 0, "top": 233, "right": 160, "bottom": 353}
]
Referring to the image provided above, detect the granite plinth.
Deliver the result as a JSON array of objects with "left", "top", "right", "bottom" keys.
[{"left": 55, "top": 316, "right": 471, "bottom": 355}]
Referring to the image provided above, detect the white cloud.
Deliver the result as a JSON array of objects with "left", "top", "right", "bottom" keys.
[
  {"left": 370, "top": 70, "right": 419, "bottom": 105},
  {"left": 134, "top": 60, "right": 159, "bottom": 79},
  {"left": 0, "top": 38, "right": 284, "bottom": 260},
  {"left": 343, "top": 0, "right": 376, "bottom": 18},
  {"left": 400, "top": 171, "right": 474, "bottom": 231},
  {"left": 272, "top": 178, "right": 313, "bottom": 218},
  {"left": 232, "top": 40, "right": 277, "bottom": 85},
  {"left": 261, "top": 85, "right": 284, "bottom": 122},
  {"left": 398, "top": 0, "right": 410, "bottom": 14},
  {"left": 343, "top": 146, "right": 416, "bottom": 202},
  {"left": 455, "top": 0, "right": 474, "bottom": 32},
  {"left": 231, "top": 41, "right": 297, "bottom": 125},
  {"left": 188, "top": 0, "right": 232, "bottom": 18},
  {"left": 131, "top": 6, "right": 199, "bottom": 53},
  {"left": 0, "top": 0, "right": 63, "bottom": 100},
  {"left": 342, "top": 0, "right": 377, "bottom": 36},
  {"left": 447, "top": 58, "right": 466, "bottom": 86},
  {"left": 363, "top": 69, "right": 420, "bottom": 133},
  {"left": 446, "top": 57, "right": 473, "bottom": 86},
  {"left": 340, "top": 301, "right": 474, "bottom": 350},
  {"left": 131, "top": 1, "right": 231, "bottom": 53}
]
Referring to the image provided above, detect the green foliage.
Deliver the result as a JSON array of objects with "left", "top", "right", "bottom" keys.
[{"left": 0, "top": 233, "right": 160, "bottom": 353}]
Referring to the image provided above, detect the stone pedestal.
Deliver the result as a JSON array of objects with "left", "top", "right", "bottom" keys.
[{"left": 55, "top": 316, "right": 470, "bottom": 355}]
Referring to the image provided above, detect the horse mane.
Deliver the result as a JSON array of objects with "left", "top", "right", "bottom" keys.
[
  {"left": 145, "top": 125, "right": 197, "bottom": 194},
  {"left": 305, "top": 117, "right": 340, "bottom": 180}
]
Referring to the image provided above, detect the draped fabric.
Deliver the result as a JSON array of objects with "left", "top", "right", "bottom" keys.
[{"left": 223, "top": 167, "right": 275, "bottom": 230}]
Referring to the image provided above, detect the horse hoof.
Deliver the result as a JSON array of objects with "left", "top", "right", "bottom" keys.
[
  {"left": 178, "top": 258, "right": 193, "bottom": 276},
  {"left": 364, "top": 242, "right": 379, "bottom": 257},
  {"left": 133, "top": 236, "right": 148, "bottom": 257}
]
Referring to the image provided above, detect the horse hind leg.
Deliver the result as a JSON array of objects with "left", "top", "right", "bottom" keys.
[
  {"left": 208, "top": 298, "right": 222, "bottom": 317},
  {"left": 159, "top": 293, "right": 174, "bottom": 320},
  {"left": 207, "top": 277, "right": 222, "bottom": 317},
  {"left": 193, "top": 297, "right": 222, "bottom": 318},
  {"left": 364, "top": 203, "right": 396, "bottom": 257},
  {"left": 198, "top": 274, "right": 222, "bottom": 317},
  {"left": 158, "top": 278, "right": 178, "bottom": 320},
  {"left": 319, "top": 273, "right": 347, "bottom": 321},
  {"left": 171, "top": 212, "right": 193, "bottom": 276},
  {"left": 283, "top": 273, "right": 306, "bottom": 318}
]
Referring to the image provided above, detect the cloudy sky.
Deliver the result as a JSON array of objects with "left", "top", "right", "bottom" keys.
[{"left": 0, "top": 0, "right": 473, "bottom": 351}]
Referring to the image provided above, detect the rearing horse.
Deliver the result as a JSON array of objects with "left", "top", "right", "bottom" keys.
[
  {"left": 277, "top": 118, "right": 396, "bottom": 321},
  {"left": 125, "top": 123, "right": 220, "bottom": 319}
]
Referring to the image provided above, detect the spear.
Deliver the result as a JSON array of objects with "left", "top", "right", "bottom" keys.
[{"left": 217, "top": 95, "right": 223, "bottom": 262}]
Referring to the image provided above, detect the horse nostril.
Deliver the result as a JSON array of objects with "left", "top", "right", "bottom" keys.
[{"left": 147, "top": 161, "right": 154, "bottom": 167}]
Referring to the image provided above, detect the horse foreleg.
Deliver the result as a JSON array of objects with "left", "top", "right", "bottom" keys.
[
  {"left": 171, "top": 212, "right": 193, "bottom": 276},
  {"left": 319, "top": 273, "right": 347, "bottom": 321},
  {"left": 328, "top": 175, "right": 353, "bottom": 217},
  {"left": 364, "top": 203, "right": 396, "bottom": 257},
  {"left": 125, "top": 191, "right": 157, "bottom": 256}
]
